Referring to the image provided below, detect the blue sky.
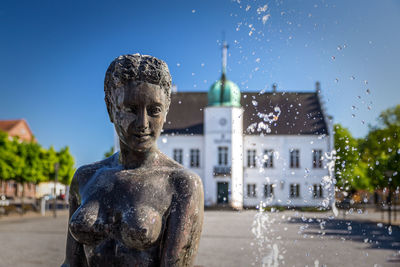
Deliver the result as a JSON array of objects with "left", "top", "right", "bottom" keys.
[{"left": 1, "top": 0, "right": 399, "bottom": 167}]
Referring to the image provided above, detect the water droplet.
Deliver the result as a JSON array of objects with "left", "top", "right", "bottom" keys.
[
  {"left": 377, "top": 223, "right": 383, "bottom": 228},
  {"left": 331, "top": 56, "right": 335, "bottom": 60},
  {"left": 252, "top": 100, "right": 258, "bottom": 106},
  {"left": 350, "top": 76, "right": 356, "bottom": 80},
  {"left": 262, "top": 14, "right": 270, "bottom": 24},
  {"left": 388, "top": 226, "right": 392, "bottom": 235},
  {"left": 366, "top": 89, "right": 370, "bottom": 94},
  {"left": 176, "top": 63, "right": 181, "bottom": 67},
  {"left": 191, "top": 9, "right": 196, "bottom": 13},
  {"left": 337, "top": 45, "right": 342, "bottom": 50},
  {"left": 162, "top": 137, "right": 168, "bottom": 144},
  {"left": 335, "top": 78, "right": 339, "bottom": 83}
]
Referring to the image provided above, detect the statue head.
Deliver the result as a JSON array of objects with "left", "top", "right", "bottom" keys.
[{"left": 104, "top": 54, "right": 172, "bottom": 152}]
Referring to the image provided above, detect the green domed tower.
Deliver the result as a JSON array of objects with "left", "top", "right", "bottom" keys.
[{"left": 208, "top": 42, "right": 241, "bottom": 107}]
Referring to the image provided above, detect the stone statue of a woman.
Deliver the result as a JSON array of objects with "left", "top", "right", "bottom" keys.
[{"left": 62, "top": 54, "right": 204, "bottom": 267}]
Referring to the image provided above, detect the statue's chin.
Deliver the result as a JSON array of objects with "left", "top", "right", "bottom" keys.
[{"left": 120, "top": 138, "right": 156, "bottom": 153}]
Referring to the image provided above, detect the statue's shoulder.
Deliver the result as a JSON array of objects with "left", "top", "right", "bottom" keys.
[
  {"left": 169, "top": 167, "right": 203, "bottom": 197},
  {"left": 156, "top": 151, "right": 202, "bottom": 189},
  {"left": 72, "top": 153, "right": 120, "bottom": 190}
]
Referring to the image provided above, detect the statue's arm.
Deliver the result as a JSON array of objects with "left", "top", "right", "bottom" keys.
[
  {"left": 61, "top": 170, "right": 88, "bottom": 267},
  {"left": 161, "top": 170, "right": 204, "bottom": 267}
]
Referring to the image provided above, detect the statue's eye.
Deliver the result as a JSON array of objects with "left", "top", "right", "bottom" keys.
[{"left": 148, "top": 106, "right": 162, "bottom": 116}]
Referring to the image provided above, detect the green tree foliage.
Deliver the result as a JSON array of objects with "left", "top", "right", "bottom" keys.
[
  {"left": 334, "top": 124, "right": 369, "bottom": 192},
  {"left": 57, "top": 146, "right": 75, "bottom": 185},
  {"left": 334, "top": 104, "right": 400, "bottom": 193},
  {"left": 104, "top": 146, "right": 114, "bottom": 158},
  {"left": 0, "top": 132, "right": 16, "bottom": 182},
  {"left": 360, "top": 104, "right": 400, "bottom": 190},
  {"left": 0, "top": 131, "right": 76, "bottom": 187}
]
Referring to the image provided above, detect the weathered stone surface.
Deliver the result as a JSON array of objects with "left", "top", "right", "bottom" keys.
[{"left": 62, "top": 54, "right": 204, "bottom": 267}]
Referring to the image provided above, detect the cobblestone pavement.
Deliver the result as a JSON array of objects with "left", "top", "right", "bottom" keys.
[{"left": 0, "top": 209, "right": 399, "bottom": 267}]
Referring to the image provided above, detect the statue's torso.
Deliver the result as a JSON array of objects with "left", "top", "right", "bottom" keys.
[{"left": 69, "top": 166, "right": 174, "bottom": 267}]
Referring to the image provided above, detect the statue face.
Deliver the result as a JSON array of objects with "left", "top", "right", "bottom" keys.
[{"left": 110, "top": 81, "right": 168, "bottom": 152}]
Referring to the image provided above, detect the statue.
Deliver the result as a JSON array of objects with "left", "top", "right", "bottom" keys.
[{"left": 62, "top": 54, "right": 204, "bottom": 267}]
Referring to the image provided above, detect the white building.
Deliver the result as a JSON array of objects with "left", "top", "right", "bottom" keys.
[{"left": 157, "top": 44, "right": 334, "bottom": 209}]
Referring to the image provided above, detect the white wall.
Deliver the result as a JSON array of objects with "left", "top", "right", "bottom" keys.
[
  {"left": 157, "top": 135, "right": 204, "bottom": 181},
  {"left": 36, "top": 182, "right": 66, "bottom": 198},
  {"left": 158, "top": 131, "right": 334, "bottom": 208},
  {"left": 243, "top": 135, "right": 333, "bottom": 207}
]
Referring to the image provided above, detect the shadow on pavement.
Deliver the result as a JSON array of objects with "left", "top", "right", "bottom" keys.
[{"left": 287, "top": 217, "right": 400, "bottom": 252}]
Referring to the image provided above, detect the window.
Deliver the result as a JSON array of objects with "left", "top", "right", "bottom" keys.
[
  {"left": 173, "top": 149, "right": 183, "bottom": 164},
  {"left": 247, "top": 184, "right": 257, "bottom": 198},
  {"left": 312, "top": 149, "right": 323, "bottom": 168},
  {"left": 264, "top": 184, "right": 274, "bottom": 198},
  {"left": 290, "top": 149, "right": 300, "bottom": 168},
  {"left": 290, "top": 184, "right": 300, "bottom": 198},
  {"left": 218, "top": 147, "right": 228, "bottom": 166},
  {"left": 190, "top": 149, "right": 200, "bottom": 168},
  {"left": 264, "top": 149, "right": 274, "bottom": 168},
  {"left": 313, "top": 184, "right": 323, "bottom": 198},
  {"left": 247, "top": 149, "right": 256, "bottom": 168}
]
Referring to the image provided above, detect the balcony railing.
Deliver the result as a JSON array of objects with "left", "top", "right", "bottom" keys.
[{"left": 213, "top": 166, "right": 231, "bottom": 176}]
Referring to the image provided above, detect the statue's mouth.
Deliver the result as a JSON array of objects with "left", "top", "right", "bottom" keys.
[{"left": 132, "top": 133, "right": 152, "bottom": 140}]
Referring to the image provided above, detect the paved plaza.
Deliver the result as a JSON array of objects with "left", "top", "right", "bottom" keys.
[{"left": 0, "top": 209, "right": 399, "bottom": 267}]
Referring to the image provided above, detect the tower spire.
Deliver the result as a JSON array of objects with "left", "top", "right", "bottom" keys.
[
  {"left": 222, "top": 40, "right": 228, "bottom": 76},
  {"left": 220, "top": 34, "right": 228, "bottom": 105}
]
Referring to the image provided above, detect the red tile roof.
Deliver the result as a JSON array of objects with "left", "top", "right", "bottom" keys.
[{"left": 0, "top": 119, "right": 34, "bottom": 142}]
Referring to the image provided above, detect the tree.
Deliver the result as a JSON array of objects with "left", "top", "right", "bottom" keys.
[
  {"left": 104, "top": 146, "right": 114, "bottom": 158},
  {"left": 0, "top": 132, "right": 16, "bottom": 194},
  {"left": 40, "top": 146, "right": 59, "bottom": 184},
  {"left": 334, "top": 124, "right": 370, "bottom": 192},
  {"left": 360, "top": 105, "right": 400, "bottom": 190},
  {"left": 57, "top": 146, "right": 75, "bottom": 185}
]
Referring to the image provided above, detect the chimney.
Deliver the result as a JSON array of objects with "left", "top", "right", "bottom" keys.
[
  {"left": 272, "top": 83, "right": 277, "bottom": 93},
  {"left": 315, "top": 81, "right": 321, "bottom": 93}
]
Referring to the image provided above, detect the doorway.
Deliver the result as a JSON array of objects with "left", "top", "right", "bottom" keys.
[{"left": 217, "top": 182, "right": 229, "bottom": 204}]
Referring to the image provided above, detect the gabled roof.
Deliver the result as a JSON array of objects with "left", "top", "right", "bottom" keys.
[
  {"left": 0, "top": 120, "right": 21, "bottom": 132},
  {"left": 162, "top": 91, "right": 329, "bottom": 136},
  {"left": 0, "top": 119, "right": 35, "bottom": 142}
]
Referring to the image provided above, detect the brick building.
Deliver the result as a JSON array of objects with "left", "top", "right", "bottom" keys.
[{"left": 0, "top": 119, "right": 37, "bottom": 199}]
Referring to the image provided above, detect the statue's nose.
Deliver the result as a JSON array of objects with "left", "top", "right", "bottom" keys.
[{"left": 135, "top": 109, "right": 149, "bottom": 131}]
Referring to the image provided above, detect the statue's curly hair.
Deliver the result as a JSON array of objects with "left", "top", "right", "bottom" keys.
[{"left": 104, "top": 54, "right": 172, "bottom": 111}]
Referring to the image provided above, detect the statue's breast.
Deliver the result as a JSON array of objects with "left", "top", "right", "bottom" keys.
[
  {"left": 69, "top": 201, "right": 109, "bottom": 245},
  {"left": 69, "top": 202, "right": 164, "bottom": 250},
  {"left": 69, "top": 169, "right": 171, "bottom": 250},
  {"left": 119, "top": 205, "right": 163, "bottom": 249}
]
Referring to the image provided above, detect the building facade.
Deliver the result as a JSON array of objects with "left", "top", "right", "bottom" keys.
[
  {"left": 156, "top": 44, "right": 334, "bottom": 208},
  {"left": 157, "top": 87, "right": 334, "bottom": 209}
]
